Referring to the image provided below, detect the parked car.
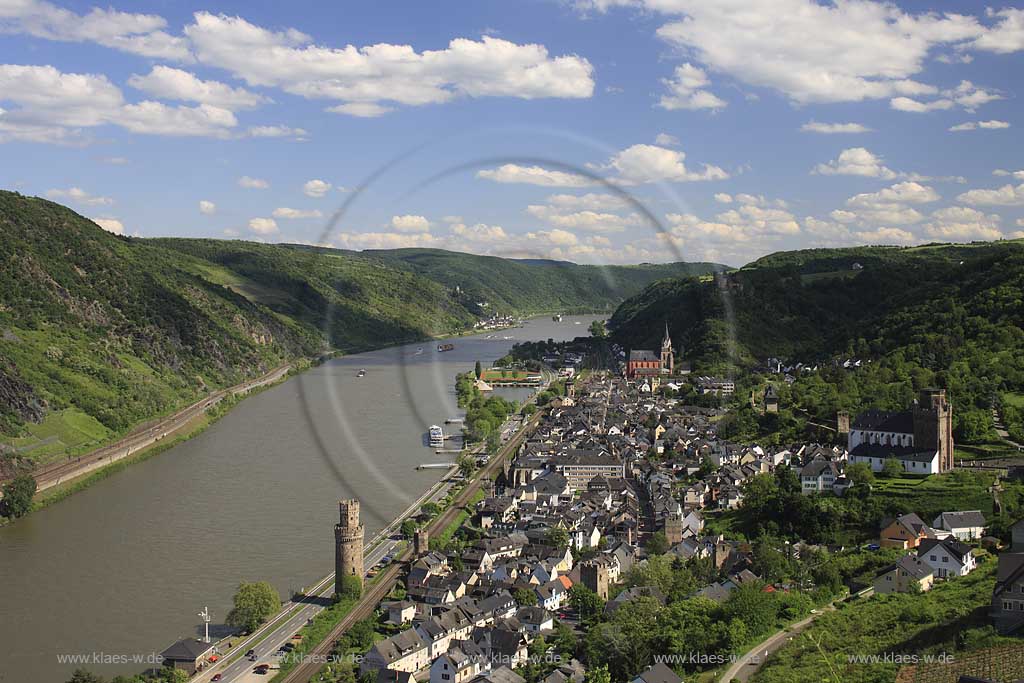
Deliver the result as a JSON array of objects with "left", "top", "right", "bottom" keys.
[
  {"left": 246, "top": 649, "right": 255, "bottom": 657},
  {"left": 212, "top": 676, "right": 222, "bottom": 682}
]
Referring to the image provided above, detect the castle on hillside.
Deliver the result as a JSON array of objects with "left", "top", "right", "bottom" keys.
[
  {"left": 843, "top": 388, "right": 954, "bottom": 474},
  {"left": 626, "top": 322, "right": 675, "bottom": 379}
]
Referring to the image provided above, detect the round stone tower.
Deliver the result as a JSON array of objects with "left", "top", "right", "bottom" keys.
[{"left": 335, "top": 499, "right": 364, "bottom": 591}]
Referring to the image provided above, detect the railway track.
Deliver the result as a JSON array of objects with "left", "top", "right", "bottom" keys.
[
  {"left": 279, "top": 409, "right": 542, "bottom": 683},
  {"left": 18, "top": 363, "right": 293, "bottom": 491}
]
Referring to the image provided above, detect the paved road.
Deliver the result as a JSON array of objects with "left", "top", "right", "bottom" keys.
[
  {"left": 190, "top": 471, "right": 457, "bottom": 683},
  {"left": 276, "top": 407, "right": 544, "bottom": 683},
  {"left": 719, "top": 605, "right": 836, "bottom": 683},
  {"left": 22, "top": 363, "right": 294, "bottom": 492}
]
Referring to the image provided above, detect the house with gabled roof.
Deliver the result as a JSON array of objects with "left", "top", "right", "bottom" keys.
[
  {"left": 917, "top": 538, "right": 976, "bottom": 578},
  {"left": 880, "top": 513, "right": 931, "bottom": 549},
  {"left": 873, "top": 554, "right": 935, "bottom": 594},
  {"left": 933, "top": 511, "right": 987, "bottom": 541},
  {"left": 992, "top": 553, "right": 1024, "bottom": 633}
]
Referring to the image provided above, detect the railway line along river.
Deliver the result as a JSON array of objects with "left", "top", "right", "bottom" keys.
[{"left": 0, "top": 314, "right": 599, "bottom": 683}]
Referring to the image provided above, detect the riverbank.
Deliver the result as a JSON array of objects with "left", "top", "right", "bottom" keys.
[{"left": 0, "top": 314, "right": 600, "bottom": 683}]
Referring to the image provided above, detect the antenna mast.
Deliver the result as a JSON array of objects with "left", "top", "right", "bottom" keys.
[{"left": 198, "top": 606, "right": 212, "bottom": 643}]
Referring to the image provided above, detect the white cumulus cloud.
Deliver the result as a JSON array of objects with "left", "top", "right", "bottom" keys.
[
  {"left": 272, "top": 207, "right": 322, "bottom": 219},
  {"left": 390, "top": 215, "right": 431, "bottom": 233},
  {"left": 46, "top": 186, "right": 113, "bottom": 205},
  {"left": 198, "top": 200, "right": 216, "bottom": 215},
  {"left": 303, "top": 179, "right": 331, "bottom": 197},
  {"left": 248, "top": 217, "right": 278, "bottom": 234},
  {"left": 801, "top": 121, "right": 873, "bottom": 134},
  {"left": 238, "top": 175, "right": 269, "bottom": 189},
  {"left": 90, "top": 217, "right": 124, "bottom": 234},
  {"left": 658, "top": 63, "right": 726, "bottom": 111}
]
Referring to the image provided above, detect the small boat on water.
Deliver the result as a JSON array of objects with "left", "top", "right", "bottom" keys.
[
  {"left": 428, "top": 424, "right": 445, "bottom": 447},
  {"left": 437, "top": 343, "right": 455, "bottom": 352},
  {"left": 415, "top": 347, "right": 423, "bottom": 355},
  {"left": 552, "top": 314, "right": 562, "bottom": 322},
  {"left": 356, "top": 369, "right": 366, "bottom": 377}
]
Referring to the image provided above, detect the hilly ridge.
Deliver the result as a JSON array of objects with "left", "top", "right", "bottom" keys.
[
  {"left": 609, "top": 240, "right": 1024, "bottom": 440},
  {"left": 0, "top": 190, "right": 722, "bottom": 465}
]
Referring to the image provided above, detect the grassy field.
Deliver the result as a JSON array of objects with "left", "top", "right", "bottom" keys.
[
  {"left": 2, "top": 407, "right": 111, "bottom": 463},
  {"left": 752, "top": 561, "right": 1012, "bottom": 683},
  {"left": 1004, "top": 392, "right": 1024, "bottom": 410},
  {"left": 872, "top": 470, "right": 1004, "bottom": 521},
  {"left": 956, "top": 441, "right": 1022, "bottom": 461}
]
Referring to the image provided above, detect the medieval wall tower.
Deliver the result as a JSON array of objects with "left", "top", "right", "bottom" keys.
[
  {"left": 335, "top": 499, "right": 364, "bottom": 592},
  {"left": 913, "top": 389, "right": 954, "bottom": 473},
  {"left": 836, "top": 411, "right": 850, "bottom": 436}
]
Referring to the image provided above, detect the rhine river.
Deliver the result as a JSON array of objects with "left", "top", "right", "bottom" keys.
[{"left": 0, "top": 315, "right": 599, "bottom": 682}]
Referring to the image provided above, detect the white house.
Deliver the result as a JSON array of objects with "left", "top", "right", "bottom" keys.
[
  {"left": 917, "top": 538, "right": 976, "bottom": 578},
  {"left": 848, "top": 446, "right": 939, "bottom": 475},
  {"left": 932, "top": 511, "right": 986, "bottom": 541},
  {"left": 362, "top": 630, "right": 430, "bottom": 675},
  {"left": 799, "top": 459, "right": 839, "bottom": 494},
  {"left": 430, "top": 642, "right": 487, "bottom": 683}
]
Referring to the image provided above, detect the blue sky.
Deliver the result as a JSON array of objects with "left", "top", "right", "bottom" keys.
[{"left": 1, "top": 0, "right": 1023, "bottom": 267}]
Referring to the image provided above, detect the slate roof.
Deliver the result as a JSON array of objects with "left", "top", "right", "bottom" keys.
[
  {"left": 935, "top": 511, "right": 987, "bottom": 530},
  {"left": 918, "top": 538, "right": 973, "bottom": 562},
  {"left": 632, "top": 662, "right": 684, "bottom": 683},
  {"left": 628, "top": 350, "right": 660, "bottom": 362},
  {"left": 160, "top": 639, "right": 214, "bottom": 662},
  {"left": 851, "top": 409, "right": 914, "bottom": 433},
  {"left": 851, "top": 444, "right": 937, "bottom": 463}
]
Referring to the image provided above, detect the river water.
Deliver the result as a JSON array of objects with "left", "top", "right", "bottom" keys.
[{"left": 0, "top": 315, "right": 598, "bottom": 682}]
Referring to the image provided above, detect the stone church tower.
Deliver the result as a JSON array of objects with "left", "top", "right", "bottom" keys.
[
  {"left": 660, "top": 322, "right": 674, "bottom": 374},
  {"left": 913, "top": 389, "right": 954, "bottom": 473},
  {"left": 335, "top": 499, "right": 364, "bottom": 592}
]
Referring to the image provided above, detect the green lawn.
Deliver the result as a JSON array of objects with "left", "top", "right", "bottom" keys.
[{"left": 871, "top": 470, "right": 1004, "bottom": 521}]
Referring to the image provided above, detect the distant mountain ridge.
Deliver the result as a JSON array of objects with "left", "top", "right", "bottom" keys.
[{"left": 0, "top": 190, "right": 723, "bottom": 463}]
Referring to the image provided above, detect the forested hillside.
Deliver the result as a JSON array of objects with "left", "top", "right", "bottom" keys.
[
  {"left": 609, "top": 241, "right": 1024, "bottom": 442},
  {"left": 0, "top": 192, "right": 320, "bottom": 464},
  {"left": 0, "top": 191, "right": 722, "bottom": 465},
  {"left": 359, "top": 247, "right": 723, "bottom": 315}
]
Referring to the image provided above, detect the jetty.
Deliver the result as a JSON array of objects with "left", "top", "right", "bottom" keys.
[{"left": 417, "top": 463, "right": 455, "bottom": 470}]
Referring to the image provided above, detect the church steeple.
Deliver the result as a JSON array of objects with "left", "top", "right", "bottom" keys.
[{"left": 660, "top": 321, "right": 674, "bottom": 374}]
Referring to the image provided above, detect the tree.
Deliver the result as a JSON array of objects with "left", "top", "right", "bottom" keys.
[
  {"left": 401, "top": 519, "right": 418, "bottom": 538},
  {"left": 226, "top": 581, "right": 281, "bottom": 632},
  {"left": 568, "top": 585, "right": 604, "bottom": 623},
  {"left": 475, "top": 360, "right": 482, "bottom": 379},
  {"left": 1, "top": 473, "right": 36, "bottom": 518},
  {"left": 67, "top": 671, "right": 105, "bottom": 683},
  {"left": 845, "top": 461, "right": 875, "bottom": 487},
  {"left": 645, "top": 531, "right": 669, "bottom": 556},
  {"left": 337, "top": 574, "right": 363, "bottom": 601},
  {"left": 589, "top": 320, "right": 606, "bottom": 338},
  {"left": 457, "top": 453, "right": 476, "bottom": 477},
  {"left": 514, "top": 587, "right": 538, "bottom": 606},
  {"left": 584, "top": 665, "right": 611, "bottom": 683},
  {"left": 546, "top": 526, "right": 571, "bottom": 551},
  {"left": 881, "top": 457, "right": 904, "bottom": 478}
]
